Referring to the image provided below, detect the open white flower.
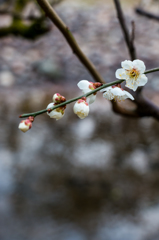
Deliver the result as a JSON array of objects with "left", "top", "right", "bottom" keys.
[
  {"left": 47, "top": 102, "right": 65, "bottom": 120},
  {"left": 77, "top": 80, "right": 96, "bottom": 104},
  {"left": 73, "top": 99, "right": 89, "bottom": 119},
  {"left": 100, "top": 86, "right": 134, "bottom": 101},
  {"left": 18, "top": 119, "right": 32, "bottom": 133},
  {"left": 115, "top": 59, "right": 148, "bottom": 91}
]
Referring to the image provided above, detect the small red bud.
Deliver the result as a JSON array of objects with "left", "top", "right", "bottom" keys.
[
  {"left": 94, "top": 82, "right": 103, "bottom": 88},
  {"left": 115, "top": 83, "right": 121, "bottom": 88},
  {"left": 81, "top": 97, "right": 87, "bottom": 101},
  {"left": 47, "top": 108, "right": 52, "bottom": 113},
  {"left": 61, "top": 96, "right": 66, "bottom": 102},
  {"left": 28, "top": 116, "right": 34, "bottom": 122}
]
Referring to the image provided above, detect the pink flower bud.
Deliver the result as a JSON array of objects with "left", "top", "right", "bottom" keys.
[
  {"left": 73, "top": 99, "right": 89, "bottom": 119},
  {"left": 93, "top": 82, "right": 103, "bottom": 88},
  {"left": 53, "top": 93, "right": 66, "bottom": 104},
  {"left": 18, "top": 119, "right": 32, "bottom": 133}
]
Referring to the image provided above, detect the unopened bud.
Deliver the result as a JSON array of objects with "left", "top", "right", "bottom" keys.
[
  {"left": 53, "top": 93, "right": 66, "bottom": 104},
  {"left": 28, "top": 116, "right": 34, "bottom": 122},
  {"left": 47, "top": 102, "right": 65, "bottom": 120},
  {"left": 93, "top": 82, "right": 103, "bottom": 88},
  {"left": 81, "top": 97, "right": 87, "bottom": 101},
  {"left": 18, "top": 119, "right": 32, "bottom": 133},
  {"left": 73, "top": 99, "right": 89, "bottom": 119}
]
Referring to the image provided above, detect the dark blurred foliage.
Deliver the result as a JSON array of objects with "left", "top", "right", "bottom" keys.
[{"left": 0, "top": 0, "right": 64, "bottom": 39}]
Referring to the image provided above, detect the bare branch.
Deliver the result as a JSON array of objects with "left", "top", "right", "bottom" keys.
[
  {"left": 35, "top": 0, "right": 159, "bottom": 121},
  {"left": 136, "top": 7, "right": 159, "bottom": 21},
  {"left": 113, "top": 0, "right": 159, "bottom": 120},
  {"left": 112, "top": 101, "right": 139, "bottom": 118},
  {"left": 130, "top": 21, "right": 135, "bottom": 43},
  {"left": 113, "top": 0, "right": 136, "bottom": 61},
  {"left": 36, "top": 0, "right": 105, "bottom": 84}
]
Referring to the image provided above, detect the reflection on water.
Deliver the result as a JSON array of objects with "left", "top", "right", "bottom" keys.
[{"left": 0, "top": 89, "right": 159, "bottom": 240}]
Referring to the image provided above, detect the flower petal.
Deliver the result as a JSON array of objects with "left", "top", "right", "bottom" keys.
[
  {"left": 73, "top": 101, "right": 89, "bottom": 119},
  {"left": 100, "top": 86, "right": 112, "bottom": 92},
  {"left": 82, "top": 89, "right": 90, "bottom": 94},
  {"left": 115, "top": 68, "right": 127, "bottom": 79},
  {"left": 77, "top": 80, "right": 90, "bottom": 90},
  {"left": 121, "top": 60, "right": 133, "bottom": 70},
  {"left": 49, "top": 110, "right": 64, "bottom": 120},
  {"left": 123, "top": 90, "right": 134, "bottom": 100},
  {"left": 111, "top": 87, "right": 124, "bottom": 96},
  {"left": 137, "top": 74, "right": 148, "bottom": 86},
  {"left": 133, "top": 60, "right": 146, "bottom": 73},
  {"left": 47, "top": 102, "right": 54, "bottom": 109},
  {"left": 126, "top": 81, "right": 138, "bottom": 91},
  {"left": 103, "top": 91, "right": 114, "bottom": 100},
  {"left": 87, "top": 94, "right": 96, "bottom": 104}
]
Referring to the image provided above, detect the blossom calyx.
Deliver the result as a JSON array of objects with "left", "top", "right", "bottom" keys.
[
  {"left": 28, "top": 116, "right": 34, "bottom": 122},
  {"left": 73, "top": 99, "right": 89, "bottom": 119},
  {"left": 18, "top": 119, "right": 32, "bottom": 133},
  {"left": 115, "top": 59, "right": 148, "bottom": 91},
  {"left": 53, "top": 93, "right": 66, "bottom": 104}
]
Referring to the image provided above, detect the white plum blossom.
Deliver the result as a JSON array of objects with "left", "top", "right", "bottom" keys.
[
  {"left": 47, "top": 102, "right": 65, "bottom": 120},
  {"left": 77, "top": 80, "right": 96, "bottom": 104},
  {"left": 115, "top": 59, "right": 148, "bottom": 91},
  {"left": 18, "top": 119, "right": 32, "bottom": 133},
  {"left": 100, "top": 86, "right": 134, "bottom": 101},
  {"left": 73, "top": 99, "right": 89, "bottom": 119}
]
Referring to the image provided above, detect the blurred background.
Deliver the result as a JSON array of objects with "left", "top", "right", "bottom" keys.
[{"left": 0, "top": 0, "right": 159, "bottom": 239}]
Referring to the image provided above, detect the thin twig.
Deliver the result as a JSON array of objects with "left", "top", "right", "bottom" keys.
[
  {"left": 19, "top": 66, "right": 159, "bottom": 119},
  {"left": 130, "top": 21, "right": 135, "bottom": 43},
  {"left": 36, "top": 0, "right": 105, "bottom": 84},
  {"left": 34, "top": 0, "right": 159, "bottom": 120},
  {"left": 136, "top": 7, "right": 159, "bottom": 21},
  {"left": 113, "top": 0, "right": 136, "bottom": 60},
  {"left": 19, "top": 79, "right": 124, "bottom": 118},
  {"left": 145, "top": 67, "right": 159, "bottom": 74}
]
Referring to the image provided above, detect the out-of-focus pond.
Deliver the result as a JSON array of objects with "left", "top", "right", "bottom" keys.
[
  {"left": 0, "top": 88, "right": 159, "bottom": 240},
  {"left": 0, "top": 0, "right": 159, "bottom": 239}
]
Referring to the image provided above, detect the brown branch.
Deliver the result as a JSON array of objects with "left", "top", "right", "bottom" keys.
[
  {"left": 135, "top": 7, "right": 159, "bottom": 21},
  {"left": 36, "top": 0, "right": 105, "bottom": 84},
  {"left": 113, "top": 0, "right": 159, "bottom": 120},
  {"left": 134, "top": 94, "right": 159, "bottom": 119},
  {"left": 113, "top": 0, "right": 136, "bottom": 61},
  {"left": 130, "top": 21, "right": 135, "bottom": 43},
  {"left": 36, "top": 0, "right": 159, "bottom": 120},
  {"left": 130, "top": 21, "right": 136, "bottom": 60},
  {"left": 112, "top": 101, "right": 139, "bottom": 118}
]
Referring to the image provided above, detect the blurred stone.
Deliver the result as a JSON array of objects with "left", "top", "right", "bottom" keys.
[
  {"left": 73, "top": 140, "right": 114, "bottom": 168},
  {"left": 11, "top": 61, "right": 26, "bottom": 75},
  {"left": 0, "top": 15, "right": 12, "bottom": 28},
  {"left": 35, "top": 59, "right": 62, "bottom": 78},
  {"left": 25, "top": 49, "right": 41, "bottom": 63},
  {"left": 0, "top": 71, "right": 15, "bottom": 87},
  {"left": 71, "top": 118, "right": 95, "bottom": 139},
  {"left": 125, "top": 149, "right": 149, "bottom": 173},
  {"left": 151, "top": 76, "right": 159, "bottom": 91},
  {"left": 1, "top": 47, "right": 15, "bottom": 62}
]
